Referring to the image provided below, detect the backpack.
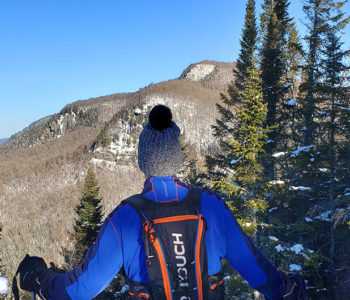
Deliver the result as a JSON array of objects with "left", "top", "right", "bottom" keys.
[{"left": 122, "top": 188, "right": 224, "bottom": 300}]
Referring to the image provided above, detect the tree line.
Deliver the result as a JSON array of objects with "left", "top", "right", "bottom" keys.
[{"left": 204, "top": 0, "right": 350, "bottom": 299}]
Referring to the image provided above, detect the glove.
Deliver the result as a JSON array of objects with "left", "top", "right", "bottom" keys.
[
  {"left": 13, "top": 254, "right": 49, "bottom": 300},
  {"left": 282, "top": 273, "right": 308, "bottom": 300}
]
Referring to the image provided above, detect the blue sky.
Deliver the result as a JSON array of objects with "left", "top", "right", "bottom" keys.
[{"left": 0, "top": 0, "right": 349, "bottom": 138}]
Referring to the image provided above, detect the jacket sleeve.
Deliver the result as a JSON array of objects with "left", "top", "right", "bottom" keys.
[
  {"left": 42, "top": 208, "right": 124, "bottom": 300},
  {"left": 222, "top": 201, "right": 286, "bottom": 300}
]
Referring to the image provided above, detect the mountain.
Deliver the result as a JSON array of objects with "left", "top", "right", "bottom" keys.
[
  {"left": 0, "top": 60, "right": 235, "bottom": 278},
  {"left": 0, "top": 138, "right": 8, "bottom": 146}
]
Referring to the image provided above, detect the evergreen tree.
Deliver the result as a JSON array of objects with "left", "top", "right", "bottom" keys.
[
  {"left": 215, "top": 63, "right": 270, "bottom": 236},
  {"left": 234, "top": 0, "right": 258, "bottom": 93},
  {"left": 317, "top": 18, "right": 350, "bottom": 296},
  {"left": 74, "top": 164, "right": 103, "bottom": 250},
  {"left": 299, "top": 0, "right": 349, "bottom": 145},
  {"left": 63, "top": 165, "right": 127, "bottom": 299},
  {"left": 214, "top": 64, "right": 271, "bottom": 299},
  {"left": 282, "top": 22, "right": 303, "bottom": 143},
  {"left": 63, "top": 165, "right": 103, "bottom": 269},
  {"left": 260, "top": 0, "right": 292, "bottom": 179},
  {"left": 206, "top": 0, "right": 258, "bottom": 181},
  {"left": 284, "top": 22, "right": 303, "bottom": 99},
  {"left": 272, "top": 22, "right": 304, "bottom": 180},
  {"left": 267, "top": 3, "right": 350, "bottom": 298},
  {"left": 178, "top": 132, "right": 201, "bottom": 186}
]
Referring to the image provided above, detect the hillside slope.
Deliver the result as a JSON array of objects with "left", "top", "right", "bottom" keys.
[
  {"left": 0, "top": 138, "right": 8, "bottom": 146},
  {"left": 0, "top": 60, "right": 235, "bottom": 283}
]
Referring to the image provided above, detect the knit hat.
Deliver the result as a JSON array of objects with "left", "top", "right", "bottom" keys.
[{"left": 138, "top": 105, "right": 182, "bottom": 177}]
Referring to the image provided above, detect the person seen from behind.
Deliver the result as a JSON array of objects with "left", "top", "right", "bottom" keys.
[{"left": 15, "top": 104, "right": 308, "bottom": 299}]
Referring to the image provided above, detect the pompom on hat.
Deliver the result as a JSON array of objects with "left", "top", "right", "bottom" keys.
[{"left": 138, "top": 105, "right": 182, "bottom": 177}]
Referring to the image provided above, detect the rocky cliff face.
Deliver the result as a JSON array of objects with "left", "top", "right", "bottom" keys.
[
  {"left": 3, "top": 61, "right": 235, "bottom": 157},
  {"left": 180, "top": 60, "right": 236, "bottom": 90}
]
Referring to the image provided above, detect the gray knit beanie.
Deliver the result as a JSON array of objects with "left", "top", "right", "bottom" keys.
[{"left": 138, "top": 105, "right": 182, "bottom": 177}]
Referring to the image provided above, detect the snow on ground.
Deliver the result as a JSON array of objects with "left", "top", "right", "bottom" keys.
[
  {"left": 0, "top": 276, "right": 9, "bottom": 295},
  {"left": 290, "top": 244, "right": 304, "bottom": 254},
  {"left": 269, "top": 180, "right": 284, "bottom": 185},
  {"left": 275, "top": 244, "right": 284, "bottom": 252},
  {"left": 289, "top": 186, "right": 311, "bottom": 191},
  {"left": 290, "top": 145, "right": 313, "bottom": 157},
  {"left": 302, "top": 253, "right": 311, "bottom": 260},
  {"left": 230, "top": 156, "right": 243, "bottom": 165},
  {"left": 315, "top": 210, "right": 331, "bottom": 222},
  {"left": 286, "top": 99, "right": 297, "bottom": 106},
  {"left": 305, "top": 217, "right": 313, "bottom": 222},
  {"left": 269, "top": 236, "right": 278, "bottom": 241},
  {"left": 134, "top": 108, "right": 142, "bottom": 115},
  {"left": 120, "top": 285, "right": 129, "bottom": 293},
  {"left": 58, "top": 114, "right": 64, "bottom": 134},
  {"left": 267, "top": 139, "right": 274, "bottom": 143},
  {"left": 185, "top": 64, "right": 215, "bottom": 81},
  {"left": 318, "top": 110, "right": 329, "bottom": 116},
  {"left": 272, "top": 152, "right": 286, "bottom": 158},
  {"left": 290, "top": 264, "right": 302, "bottom": 272},
  {"left": 91, "top": 158, "right": 133, "bottom": 172},
  {"left": 108, "top": 140, "right": 135, "bottom": 156}
]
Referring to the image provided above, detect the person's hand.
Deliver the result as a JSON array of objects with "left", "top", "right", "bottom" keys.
[
  {"left": 282, "top": 273, "right": 308, "bottom": 300},
  {"left": 14, "top": 254, "right": 48, "bottom": 299}
]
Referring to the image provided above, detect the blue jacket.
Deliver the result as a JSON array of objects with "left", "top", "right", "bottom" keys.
[{"left": 43, "top": 176, "right": 286, "bottom": 299}]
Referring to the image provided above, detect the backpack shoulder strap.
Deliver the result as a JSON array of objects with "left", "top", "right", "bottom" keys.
[
  {"left": 183, "top": 187, "right": 203, "bottom": 211},
  {"left": 121, "top": 194, "right": 151, "bottom": 222},
  {"left": 122, "top": 187, "right": 203, "bottom": 221}
]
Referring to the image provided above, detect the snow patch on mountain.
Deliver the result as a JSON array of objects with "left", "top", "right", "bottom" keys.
[
  {"left": 144, "top": 95, "right": 216, "bottom": 152},
  {"left": 185, "top": 64, "right": 215, "bottom": 81},
  {"left": 91, "top": 158, "right": 133, "bottom": 172}
]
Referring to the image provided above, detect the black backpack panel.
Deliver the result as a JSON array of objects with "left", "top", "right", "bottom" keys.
[{"left": 123, "top": 188, "right": 209, "bottom": 300}]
